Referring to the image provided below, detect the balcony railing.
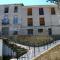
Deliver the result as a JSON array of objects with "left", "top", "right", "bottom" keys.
[
  {"left": 2, "top": 22, "right": 9, "bottom": 25},
  {"left": 2, "top": 18, "right": 9, "bottom": 25}
]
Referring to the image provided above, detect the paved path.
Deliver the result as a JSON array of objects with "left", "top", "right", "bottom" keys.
[
  {"left": 14, "top": 43, "right": 33, "bottom": 50},
  {"left": 10, "top": 40, "right": 60, "bottom": 60}
]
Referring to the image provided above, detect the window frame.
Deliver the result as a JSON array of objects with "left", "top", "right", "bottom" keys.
[
  {"left": 4, "top": 7, "right": 9, "bottom": 13},
  {"left": 13, "top": 31, "right": 18, "bottom": 35},
  {"left": 27, "top": 18, "right": 33, "bottom": 26},
  {"left": 2, "top": 27, "right": 9, "bottom": 35},
  {"left": 39, "top": 17, "right": 45, "bottom": 26},
  {"left": 38, "top": 29, "right": 43, "bottom": 33},
  {"left": 27, "top": 8, "right": 32, "bottom": 15},
  {"left": 2, "top": 15, "right": 9, "bottom": 25},
  {"left": 14, "top": 6, "right": 18, "bottom": 13},
  {"left": 13, "top": 16, "right": 18, "bottom": 24},
  {"left": 51, "top": 7, "right": 55, "bottom": 15},
  {"left": 28, "top": 29, "right": 33, "bottom": 35},
  {"left": 39, "top": 8, "right": 44, "bottom": 15}
]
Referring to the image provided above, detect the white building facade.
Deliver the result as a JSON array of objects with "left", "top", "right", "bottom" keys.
[{"left": 0, "top": 4, "right": 60, "bottom": 36}]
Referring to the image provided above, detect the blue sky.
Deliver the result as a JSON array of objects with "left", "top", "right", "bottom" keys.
[{"left": 0, "top": 0, "right": 54, "bottom": 5}]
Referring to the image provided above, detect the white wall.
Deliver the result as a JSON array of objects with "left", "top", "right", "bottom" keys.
[
  {"left": 3, "top": 43, "right": 16, "bottom": 57},
  {"left": 0, "top": 4, "right": 60, "bottom": 35}
]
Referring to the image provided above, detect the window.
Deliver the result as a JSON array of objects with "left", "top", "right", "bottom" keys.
[
  {"left": 27, "top": 8, "right": 32, "bottom": 15},
  {"left": 51, "top": 7, "right": 55, "bottom": 15},
  {"left": 13, "top": 16, "right": 18, "bottom": 24},
  {"left": 2, "top": 27, "right": 9, "bottom": 35},
  {"left": 38, "top": 29, "right": 43, "bottom": 33},
  {"left": 39, "top": 8, "right": 44, "bottom": 15},
  {"left": 2, "top": 15, "right": 9, "bottom": 25},
  {"left": 28, "top": 29, "right": 33, "bottom": 35},
  {"left": 39, "top": 18, "right": 45, "bottom": 26},
  {"left": 48, "top": 28, "right": 52, "bottom": 35},
  {"left": 14, "top": 6, "right": 18, "bottom": 13},
  {"left": 4, "top": 7, "right": 9, "bottom": 13},
  {"left": 13, "top": 31, "right": 18, "bottom": 35},
  {"left": 27, "top": 18, "right": 33, "bottom": 26}
]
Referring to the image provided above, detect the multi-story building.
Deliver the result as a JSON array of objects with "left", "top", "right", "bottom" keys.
[{"left": 0, "top": 3, "right": 60, "bottom": 36}]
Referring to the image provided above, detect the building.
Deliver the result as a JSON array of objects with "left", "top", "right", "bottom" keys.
[
  {"left": 0, "top": 39, "right": 3, "bottom": 60},
  {"left": 0, "top": 3, "right": 60, "bottom": 36}
]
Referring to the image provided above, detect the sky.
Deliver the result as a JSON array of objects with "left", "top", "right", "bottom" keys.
[{"left": 0, "top": 0, "right": 54, "bottom": 5}]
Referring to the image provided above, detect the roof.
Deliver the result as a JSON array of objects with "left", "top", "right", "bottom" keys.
[{"left": 0, "top": 3, "right": 57, "bottom": 8}]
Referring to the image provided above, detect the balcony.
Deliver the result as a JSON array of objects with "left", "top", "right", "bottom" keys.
[
  {"left": 2, "top": 22, "right": 9, "bottom": 25},
  {"left": 2, "top": 17, "right": 9, "bottom": 25}
]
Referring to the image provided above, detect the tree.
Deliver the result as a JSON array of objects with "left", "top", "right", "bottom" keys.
[
  {"left": 47, "top": 0, "right": 60, "bottom": 7},
  {"left": 47, "top": 0, "right": 59, "bottom": 3}
]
